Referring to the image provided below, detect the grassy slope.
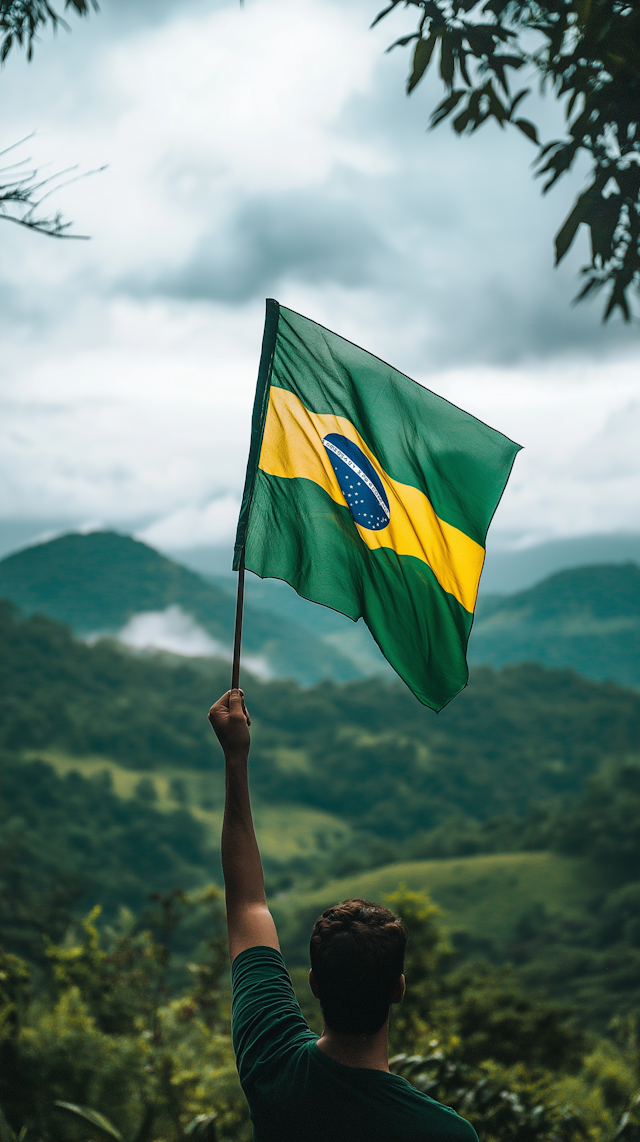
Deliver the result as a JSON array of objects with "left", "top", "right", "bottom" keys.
[
  {"left": 21, "top": 752, "right": 594, "bottom": 981},
  {"left": 471, "top": 563, "right": 640, "bottom": 687},
  {"left": 12, "top": 598, "right": 640, "bottom": 834},
  {"left": 272, "top": 851, "right": 590, "bottom": 962},
  {"left": 32, "top": 750, "right": 353, "bottom": 870}
]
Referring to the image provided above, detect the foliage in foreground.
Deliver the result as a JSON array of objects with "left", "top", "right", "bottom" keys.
[
  {"left": 1, "top": 885, "right": 640, "bottom": 1142},
  {"left": 0, "top": 891, "right": 250, "bottom": 1142},
  {"left": 376, "top": 0, "right": 640, "bottom": 320}
]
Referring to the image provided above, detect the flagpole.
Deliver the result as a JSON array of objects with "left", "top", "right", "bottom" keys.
[{"left": 231, "top": 551, "right": 245, "bottom": 691}]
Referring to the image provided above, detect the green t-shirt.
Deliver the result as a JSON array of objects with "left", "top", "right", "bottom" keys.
[{"left": 232, "top": 946, "right": 479, "bottom": 1142}]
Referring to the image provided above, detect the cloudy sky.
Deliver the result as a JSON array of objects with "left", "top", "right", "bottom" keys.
[{"left": 1, "top": 0, "right": 638, "bottom": 563}]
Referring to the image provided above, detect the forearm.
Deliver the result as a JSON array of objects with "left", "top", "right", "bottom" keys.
[
  {"left": 221, "top": 749, "right": 266, "bottom": 912},
  {"left": 210, "top": 688, "right": 279, "bottom": 959},
  {"left": 221, "top": 747, "right": 280, "bottom": 960}
]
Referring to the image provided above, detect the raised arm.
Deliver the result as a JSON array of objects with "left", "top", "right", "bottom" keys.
[{"left": 208, "top": 689, "right": 280, "bottom": 962}]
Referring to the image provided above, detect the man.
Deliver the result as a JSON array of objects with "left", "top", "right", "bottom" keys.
[{"left": 209, "top": 688, "right": 478, "bottom": 1142}]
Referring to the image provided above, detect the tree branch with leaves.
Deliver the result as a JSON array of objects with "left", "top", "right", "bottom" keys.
[
  {"left": 0, "top": 0, "right": 97, "bottom": 63},
  {"left": 375, "top": 0, "right": 640, "bottom": 321},
  {"left": 0, "top": 1, "right": 101, "bottom": 240}
]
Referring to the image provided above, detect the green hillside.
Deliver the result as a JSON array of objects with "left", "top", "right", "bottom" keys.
[
  {"left": 3, "top": 601, "right": 640, "bottom": 833},
  {"left": 5, "top": 532, "right": 640, "bottom": 691},
  {"left": 470, "top": 563, "right": 640, "bottom": 686},
  {"left": 27, "top": 748, "right": 353, "bottom": 876},
  {"left": 216, "top": 560, "right": 640, "bottom": 689},
  {"left": 212, "top": 572, "right": 393, "bottom": 678},
  {"left": 272, "top": 851, "right": 590, "bottom": 961},
  {"left": 2, "top": 601, "right": 640, "bottom": 1030},
  {"left": 0, "top": 531, "right": 361, "bottom": 685}
]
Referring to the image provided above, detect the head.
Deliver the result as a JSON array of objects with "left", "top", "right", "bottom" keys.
[{"left": 309, "top": 898, "right": 407, "bottom": 1035}]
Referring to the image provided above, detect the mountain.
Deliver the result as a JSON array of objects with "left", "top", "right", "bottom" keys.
[
  {"left": 480, "top": 532, "right": 640, "bottom": 594},
  {"left": 3, "top": 531, "right": 639, "bottom": 692},
  {"left": 0, "top": 531, "right": 362, "bottom": 686},
  {"left": 4, "top": 598, "right": 640, "bottom": 833},
  {"left": 4, "top": 599, "right": 640, "bottom": 1025},
  {"left": 168, "top": 530, "right": 640, "bottom": 595},
  {"left": 470, "top": 562, "right": 640, "bottom": 687},
  {"left": 211, "top": 572, "right": 393, "bottom": 678},
  {"left": 213, "top": 561, "right": 640, "bottom": 689}
]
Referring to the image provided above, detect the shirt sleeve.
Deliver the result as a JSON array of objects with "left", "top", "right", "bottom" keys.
[{"left": 231, "top": 945, "right": 315, "bottom": 1088}]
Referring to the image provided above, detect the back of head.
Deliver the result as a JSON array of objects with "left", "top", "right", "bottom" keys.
[{"left": 309, "top": 899, "right": 407, "bottom": 1035}]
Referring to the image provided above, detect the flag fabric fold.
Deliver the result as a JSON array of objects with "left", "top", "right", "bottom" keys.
[{"left": 235, "top": 300, "right": 521, "bottom": 711}]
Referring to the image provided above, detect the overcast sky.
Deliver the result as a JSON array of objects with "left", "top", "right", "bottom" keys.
[{"left": 1, "top": 0, "right": 638, "bottom": 560}]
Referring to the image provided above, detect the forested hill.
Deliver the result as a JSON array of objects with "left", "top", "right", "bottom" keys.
[
  {"left": 2, "top": 601, "right": 640, "bottom": 834},
  {"left": 471, "top": 562, "right": 640, "bottom": 686},
  {"left": 3, "top": 532, "right": 640, "bottom": 691},
  {"left": 0, "top": 530, "right": 360, "bottom": 685}
]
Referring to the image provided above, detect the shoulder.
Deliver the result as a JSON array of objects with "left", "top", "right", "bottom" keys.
[
  {"left": 231, "top": 944, "right": 288, "bottom": 985},
  {"left": 420, "top": 1097, "right": 478, "bottom": 1142},
  {"left": 232, "top": 945, "right": 295, "bottom": 1019},
  {"left": 389, "top": 1077, "right": 479, "bottom": 1142},
  {"left": 232, "top": 946, "right": 315, "bottom": 1085}
]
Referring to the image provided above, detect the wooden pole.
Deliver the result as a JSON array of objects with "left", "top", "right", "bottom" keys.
[{"left": 231, "top": 552, "right": 245, "bottom": 691}]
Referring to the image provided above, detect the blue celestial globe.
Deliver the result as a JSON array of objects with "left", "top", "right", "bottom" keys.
[{"left": 323, "top": 434, "right": 390, "bottom": 531}]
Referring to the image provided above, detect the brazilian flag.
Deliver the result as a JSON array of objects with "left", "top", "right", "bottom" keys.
[{"left": 234, "top": 300, "right": 521, "bottom": 711}]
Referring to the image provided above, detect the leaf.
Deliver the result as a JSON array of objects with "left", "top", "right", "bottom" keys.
[
  {"left": 185, "top": 1115, "right": 217, "bottom": 1142},
  {"left": 539, "top": 141, "right": 580, "bottom": 193},
  {"left": 371, "top": 2, "right": 401, "bottom": 29},
  {"left": 459, "top": 50, "right": 472, "bottom": 87},
  {"left": 514, "top": 118, "right": 539, "bottom": 143},
  {"left": 604, "top": 282, "right": 630, "bottom": 322},
  {"left": 408, "top": 35, "right": 439, "bottom": 93},
  {"left": 554, "top": 182, "right": 600, "bottom": 264},
  {"left": 54, "top": 1104, "right": 123, "bottom": 1142},
  {"left": 186, "top": 1114, "right": 217, "bottom": 1133},
  {"left": 0, "top": 1106, "right": 16, "bottom": 1142},
  {"left": 429, "top": 88, "right": 465, "bottom": 127},
  {"left": 537, "top": 139, "right": 562, "bottom": 160},
  {"left": 509, "top": 88, "right": 530, "bottom": 116},
  {"left": 486, "top": 82, "right": 509, "bottom": 124},
  {"left": 588, "top": 195, "right": 621, "bottom": 262},
  {"left": 573, "top": 274, "right": 603, "bottom": 303},
  {"left": 439, "top": 35, "right": 455, "bottom": 88},
  {"left": 453, "top": 89, "right": 483, "bottom": 133},
  {"left": 386, "top": 33, "right": 420, "bottom": 53}
]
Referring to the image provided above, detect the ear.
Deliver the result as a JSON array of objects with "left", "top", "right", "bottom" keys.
[
  {"left": 391, "top": 974, "right": 406, "bottom": 1005},
  {"left": 308, "top": 969, "right": 320, "bottom": 999}
]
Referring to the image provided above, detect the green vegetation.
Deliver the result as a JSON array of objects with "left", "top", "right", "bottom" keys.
[
  {"left": 273, "top": 851, "right": 591, "bottom": 960},
  {"left": 0, "top": 755, "right": 218, "bottom": 963},
  {"left": 2, "top": 887, "right": 640, "bottom": 1142},
  {"left": 4, "top": 532, "right": 640, "bottom": 690},
  {"left": 24, "top": 749, "right": 352, "bottom": 874},
  {"left": 4, "top": 599, "right": 640, "bottom": 835},
  {"left": 375, "top": 0, "right": 640, "bottom": 321},
  {"left": 0, "top": 893, "right": 250, "bottom": 1142},
  {"left": 0, "top": 532, "right": 361, "bottom": 684},
  {"left": 3, "top": 596, "right": 640, "bottom": 1137},
  {"left": 471, "top": 564, "right": 640, "bottom": 687}
]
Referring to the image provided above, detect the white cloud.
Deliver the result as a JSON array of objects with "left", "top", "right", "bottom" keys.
[
  {"left": 431, "top": 355, "right": 640, "bottom": 546},
  {"left": 117, "top": 605, "right": 225, "bottom": 656},
  {"left": 115, "top": 603, "right": 272, "bottom": 676},
  {"left": 138, "top": 494, "right": 241, "bottom": 549},
  {"left": 0, "top": 0, "right": 638, "bottom": 552}
]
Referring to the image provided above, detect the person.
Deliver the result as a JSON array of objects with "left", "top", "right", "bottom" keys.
[{"left": 209, "top": 688, "right": 479, "bottom": 1142}]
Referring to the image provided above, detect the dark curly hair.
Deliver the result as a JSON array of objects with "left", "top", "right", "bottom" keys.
[{"left": 309, "top": 898, "right": 407, "bottom": 1035}]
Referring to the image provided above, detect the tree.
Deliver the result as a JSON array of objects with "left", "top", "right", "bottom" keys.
[
  {"left": 374, "top": 0, "right": 640, "bottom": 321},
  {"left": 0, "top": 1, "right": 97, "bottom": 62},
  {"left": 0, "top": 1, "right": 100, "bottom": 239}
]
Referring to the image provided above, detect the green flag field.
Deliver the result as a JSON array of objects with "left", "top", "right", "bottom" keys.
[{"left": 236, "top": 300, "right": 520, "bottom": 710}]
